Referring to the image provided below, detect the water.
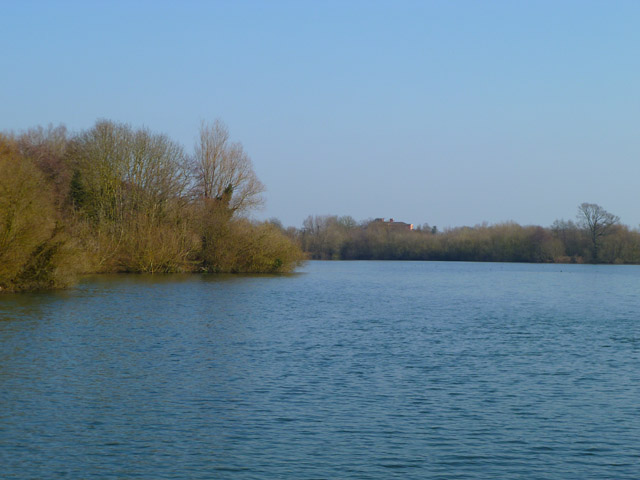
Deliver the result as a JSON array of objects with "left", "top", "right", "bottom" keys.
[{"left": 1, "top": 261, "right": 640, "bottom": 479}]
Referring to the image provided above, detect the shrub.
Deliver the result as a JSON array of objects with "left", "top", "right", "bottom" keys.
[
  {"left": 198, "top": 214, "right": 304, "bottom": 273},
  {"left": 0, "top": 137, "right": 79, "bottom": 291}
]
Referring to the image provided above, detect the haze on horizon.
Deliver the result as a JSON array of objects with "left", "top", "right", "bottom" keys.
[{"left": 3, "top": 1, "right": 639, "bottom": 229}]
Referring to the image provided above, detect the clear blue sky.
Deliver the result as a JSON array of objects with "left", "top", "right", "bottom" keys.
[{"left": 3, "top": 0, "right": 640, "bottom": 228}]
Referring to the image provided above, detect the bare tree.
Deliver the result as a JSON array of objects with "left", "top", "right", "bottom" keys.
[
  {"left": 577, "top": 202, "right": 620, "bottom": 261},
  {"left": 69, "top": 120, "right": 189, "bottom": 222},
  {"left": 193, "top": 120, "right": 264, "bottom": 214}
]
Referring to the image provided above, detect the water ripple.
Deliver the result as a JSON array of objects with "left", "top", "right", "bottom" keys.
[{"left": 1, "top": 263, "right": 640, "bottom": 478}]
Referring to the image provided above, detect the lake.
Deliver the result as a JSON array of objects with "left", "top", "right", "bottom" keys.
[{"left": 1, "top": 261, "right": 639, "bottom": 479}]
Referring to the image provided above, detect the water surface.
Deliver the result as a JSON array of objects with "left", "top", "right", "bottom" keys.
[{"left": 1, "top": 262, "right": 639, "bottom": 479}]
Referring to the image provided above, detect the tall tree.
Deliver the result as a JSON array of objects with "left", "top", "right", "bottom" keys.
[
  {"left": 68, "top": 120, "right": 189, "bottom": 222},
  {"left": 577, "top": 202, "right": 619, "bottom": 262},
  {"left": 193, "top": 120, "right": 264, "bottom": 214}
]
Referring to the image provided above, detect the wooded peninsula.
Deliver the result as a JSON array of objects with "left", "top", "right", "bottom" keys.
[
  {"left": 2, "top": 121, "right": 639, "bottom": 293},
  {"left": 0, "top": 121, "right": 304, "bottom": 292}
]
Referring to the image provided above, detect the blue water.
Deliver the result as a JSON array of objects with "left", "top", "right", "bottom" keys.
[{"left": 1, "top": 261, "right": 639, "bottom": 479}]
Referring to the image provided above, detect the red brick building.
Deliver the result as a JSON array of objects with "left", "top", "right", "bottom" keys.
[{"left": 371, "top": 218, "right": 414, "bottom": 231}]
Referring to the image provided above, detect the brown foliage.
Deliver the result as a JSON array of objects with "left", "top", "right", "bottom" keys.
[
  {"left": 114, "top": 213, "right": 199, "bottom": 273},
  {"left": 16, "top": 124, "right": 71, "bottom": 208}
]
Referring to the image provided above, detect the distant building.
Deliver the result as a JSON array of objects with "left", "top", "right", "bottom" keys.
[{"left": 371, "top": 218, "right": 414, "bottom": 231}]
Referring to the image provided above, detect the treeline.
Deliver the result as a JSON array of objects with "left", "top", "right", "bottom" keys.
[
  {"left": 298, "top": 204, "right": 640, "bottom": 264},
  {"left": 0, "top": 121, "right": 303, "bottom": 292}
]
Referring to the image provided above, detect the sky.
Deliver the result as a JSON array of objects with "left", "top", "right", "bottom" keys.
[{"left": 3, "top": 0, "right": 640, "bottom": 229}]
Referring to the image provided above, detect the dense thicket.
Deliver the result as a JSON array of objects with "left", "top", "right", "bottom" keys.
[
  {"left": 299, "top": 208, "right": 640, "bottom": 264},
  {"left": 0, "top": 121, "right": 303, "bottom": 292}
]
